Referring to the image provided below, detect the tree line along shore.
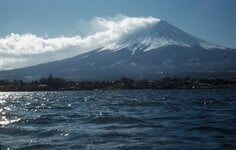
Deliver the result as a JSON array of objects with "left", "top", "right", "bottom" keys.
[{"left": 0, "top": 75, "right": 236, "bottom": 91}]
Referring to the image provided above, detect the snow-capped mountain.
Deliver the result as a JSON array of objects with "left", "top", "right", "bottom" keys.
[
  {"left": 101, "top": 20, "right": 225, "bottom": 52},
  {"left": 1, "top": 20, "right": 235, "bottom": 81}
]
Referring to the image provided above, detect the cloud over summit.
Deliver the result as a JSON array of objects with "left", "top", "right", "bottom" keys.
[{"left": 0, "top": 15, "right": 160, "bottom": 70}]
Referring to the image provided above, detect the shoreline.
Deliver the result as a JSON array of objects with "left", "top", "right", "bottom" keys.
[
  {"left": 1, "top": 85, "right": 236, "bottom": 92},
  {"left": 1, "top": 76, "right": 236, "bottom": 92}
]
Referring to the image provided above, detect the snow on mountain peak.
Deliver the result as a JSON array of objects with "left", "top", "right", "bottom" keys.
[{"left": 101, "top": 19, "right": 226, "bottom": 52}]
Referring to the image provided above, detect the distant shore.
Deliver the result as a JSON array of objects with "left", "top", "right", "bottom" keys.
[{"left": 0, "top": 75, "right": 236, "bottom": 91}]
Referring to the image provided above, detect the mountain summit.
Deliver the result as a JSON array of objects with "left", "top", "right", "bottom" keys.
[
  {"left": 102, "top": 20, "right": 225, "bottom": 53},
  {"left": 1, "top": 19, "right": 235, "bottom": 80}
]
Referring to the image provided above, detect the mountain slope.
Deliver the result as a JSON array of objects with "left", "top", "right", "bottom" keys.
[
  {"left": 101, "top": 20, "right": 225, "bottom": 52},
  {"left": 1, "top": 20, "right": 236, "bottom": 81}
]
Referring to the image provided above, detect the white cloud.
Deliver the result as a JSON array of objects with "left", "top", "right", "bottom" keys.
[{"left": 0, "top": 15, "right": 160, "bottom": 70}]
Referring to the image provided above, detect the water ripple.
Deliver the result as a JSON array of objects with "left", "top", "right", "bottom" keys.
[{"left": 0, "top": 89, "right": 235, "bottom": 149}]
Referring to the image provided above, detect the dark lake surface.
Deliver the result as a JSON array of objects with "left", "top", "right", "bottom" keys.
[{"left": 0, "top": 89, "right": 235, "bottom": 149}]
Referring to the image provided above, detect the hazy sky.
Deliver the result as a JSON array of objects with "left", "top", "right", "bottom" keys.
[
  {"left": 1, "top": 0, "right": 236, "bottom": 48},
  {"left": 0, "top": 0, "right": 236, "bottom": 70}
]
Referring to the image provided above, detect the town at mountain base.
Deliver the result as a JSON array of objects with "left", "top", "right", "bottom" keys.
[{"left": 1, "top": 75, "right": 236, "bottom": 91}]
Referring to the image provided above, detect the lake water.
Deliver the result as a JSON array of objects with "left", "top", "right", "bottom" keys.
[{"left": 0, "top": 89, "right": 235, "bottom": 149}]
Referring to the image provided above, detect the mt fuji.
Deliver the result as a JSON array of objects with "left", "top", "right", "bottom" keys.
[
  {"left": 102, "top": 20, "right": 225, "bottom": 52},
  {"left": 1, "top": 19, "right": 236, "bottom": 81}
]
